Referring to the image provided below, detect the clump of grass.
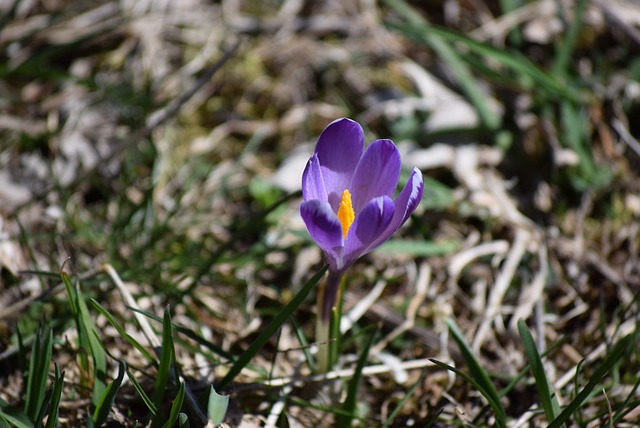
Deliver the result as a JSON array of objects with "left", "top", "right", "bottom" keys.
[{"left": 1, "top": 0, "right": 639, "bottom": 426}]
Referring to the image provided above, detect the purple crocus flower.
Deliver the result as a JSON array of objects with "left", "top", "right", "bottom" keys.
[{"left": 300, "top": 118, "right": 424, "bottom": 321}]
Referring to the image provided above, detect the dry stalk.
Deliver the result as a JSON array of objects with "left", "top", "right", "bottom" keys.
[{"left": 371, "top": 262, "right": 431, "bottom": 354}]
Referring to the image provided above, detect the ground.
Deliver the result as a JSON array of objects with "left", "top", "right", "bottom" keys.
[{"left": 0, "top": 0, "right": 639, "bottom": 427}]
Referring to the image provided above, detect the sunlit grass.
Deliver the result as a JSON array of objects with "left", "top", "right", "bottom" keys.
[{"left": 1, "top": 0, "right": 639, "bottom": 426}]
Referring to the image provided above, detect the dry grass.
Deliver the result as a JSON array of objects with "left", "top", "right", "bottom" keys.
[{"left": 0, "top": 0, "right": 639, "bottom": 426}]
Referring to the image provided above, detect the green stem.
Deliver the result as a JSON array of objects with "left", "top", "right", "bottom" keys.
[
  {"left": 316, "top": 270, "right": 343, "bottom": 372},
  {"left": 316, "top": 317, "right": 330, "bottom": 373}
]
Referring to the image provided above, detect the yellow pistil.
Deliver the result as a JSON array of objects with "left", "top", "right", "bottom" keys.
[{"left": 337, "top": 189, "right": 355, "bottom": 238}]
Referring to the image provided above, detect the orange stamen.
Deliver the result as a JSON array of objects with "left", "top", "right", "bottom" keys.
[{"left": 337, "top": 189, "right": 355, "bottom": 238}]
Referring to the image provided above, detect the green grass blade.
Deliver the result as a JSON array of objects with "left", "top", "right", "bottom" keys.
[
  {"left": 446, "top": 318, "right": 506, "bottom": 427},
  {"left": 217, "top": 266, "right": 327, "bottom": 389},
  {"left": 161, "top": 382, "right": 185, "bottom": 428},
  {"left": 44, "top": 364, "right": 65, "bottom": 428},
  {"left": 383, "top": 2, "right": 583, "bottom": 104},
  {"left": 33, "top": 380, "right": 53, "bottom": 428},
  {"left": 552, "top": 0, "right": 589, "bottom": 78},
  {"left": 16, "top": 327, "right": 27, "bottom": 386},
  {"left": 498, "top": 0, "right": 524, "bottom": 45},
  {"left": 287, "top": 396, "right": 361, "bottom": 418},
  {"left": 152, "top": 306, "right": 176, "bottom": 426},
  {"left": 207, "top": 386, "right": 229, "bottom": 425},
  {"left": 62, "top": 271, "right": 78, "bottom": 314},
  {"left": 558, "top": 101, "right": 610, "bottom": 189},
  {"left": 383, "top": 0, "right": 500, "bottom": 129},
  {"left": 0, "top": 410, "right": 31, "bottom": 428},
  {"left": 93, "top": 360, "right": 127, "bottom": 426},
  {"left": 126, "top": 307, "right": 233, "bottom": 362},
  {"left": 290, "top": 317, "right": 315, "bottom": 373},
  {"left": 381, "top": 371, "right": 425, "bottom": 428},
  {"left": 90, "top": 298, "right": 156, "bottom": 364},
  {"left": 612, "top": 376, "right": 640, "bottom": 425},
  {"left": 178, "top": 413, "right": 189, "bottom": 428},
  {"left": 464, "top": 335, "right": 570, "bottom": 424},
  {"left": 337, "top": 325, "right": 377, "bottom": 428},
  {"left": 426, "top": 33, "right": 501, "bottom": 130},
  {"left": 0, "top": 416, "right": 10, "bottom": 428},
  {"left": 126, "top": 370, "right": 158, "bottom": 416},
  {"left": 393, "top": 21, "right": 565, "bottom": 97},
  {"left": 517, "top": 319, "right": 562, "bottom": 424},
  {"left": 80, "top": 307, "right": 107, "bottom": 417},
  {"left": 61, "top": 271, "right": 107, "bottom": 420},
  {"left": 429, "top": 358, "right": 506, "bottom": 428},
  {"left": 548, "top": 334, "right": 633, "bottom": 428},
  {"left": 24, "top": 325, "right": 52, "bottom": 422}
]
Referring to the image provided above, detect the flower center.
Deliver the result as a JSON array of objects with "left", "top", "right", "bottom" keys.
[{"left": 337, "top": 189, "right": 355, "bottom": 238}]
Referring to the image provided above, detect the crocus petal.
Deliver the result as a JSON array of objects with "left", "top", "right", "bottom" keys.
[
  {"left": 395, "top": 167, "right": 424, "bottom": 225},
  {"left": 348, "top": 139, "right": 401, "bottom": 213},
  {"left": 344, "top": 196, "right": 395, "bottom": 265},
  {"left": 301, "top": 154, "right": 327, "bottom": 202},
  {"left": 315, "top": 118, "right": 364, "bottom": 208},
  {"left": 368, "top": 167, "right": 424, "bottom": 250},
  {"left": 300, "top": 200, "right": 344, "bottom": 268}
]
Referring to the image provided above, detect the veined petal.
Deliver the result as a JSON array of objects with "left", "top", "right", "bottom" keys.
[
  {"left": 302, "top": 154, "right": 327, "bottom": 202},
  {"left": 315, "top": 118, "right": 364, "bottom": 208},
  {"left": 348, "top": 139, "right": 401, "bottom": 213},
  {"left": 344, "top": 196, "right": 395, "bottom": 264},
  {"left": 396, "top": 167, "right": 424, "bottom": 225},
  {"left": 300, "top": 200, "right": 344, "bottom": 268},
  {"left": 368, "top": 167, "right": 424, "bottom": 250}
]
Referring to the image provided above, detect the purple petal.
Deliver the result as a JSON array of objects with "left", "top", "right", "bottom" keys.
[
  {"left": 368, "top": 168, "right": 424, "bottom": 250},
  {"left": 396, "top": 167, "right": 424, "bottom": 225},
  {"left": 344, "top": 196, "right": 395, "bottom": 264},
  {"left": 300, "top": 200, "right": 344, "bottom": 267},
  {"left": 315, "top": 118, "right": 364, "bottom": 208},
  {"left": 301, "top": 154, "right": 327, "bottom": 202},
  {"left": 348, "top": 139, "right": 401, "bottom": 213}
]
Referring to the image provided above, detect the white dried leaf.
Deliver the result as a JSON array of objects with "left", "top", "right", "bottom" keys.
[
  {"left": 270, "top": 144, "right": 313, "bottom": 192},
  {"left": 0, "top": 214, "right": 27, "bottom": 277}
]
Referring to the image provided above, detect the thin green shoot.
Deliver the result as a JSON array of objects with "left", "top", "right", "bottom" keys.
[{"left": 217, "top": 266, "right": 327, "bottom": 389}]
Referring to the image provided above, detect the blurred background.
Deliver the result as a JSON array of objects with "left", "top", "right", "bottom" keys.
[{"left": 1, "top": 0, "right": 639, "bottom": 426}]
